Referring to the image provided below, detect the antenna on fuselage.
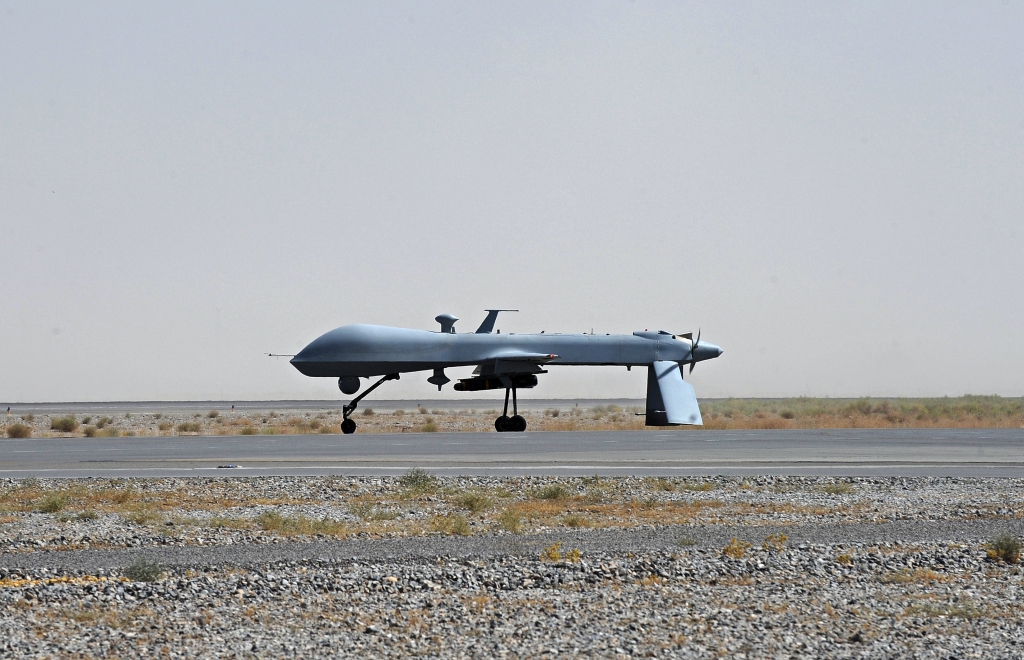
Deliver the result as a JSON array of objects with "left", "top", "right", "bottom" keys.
[
  {"left": 435, "top": 314, "right": 458, "bottom": 333},
  {"left": 475, "top": 309, "right": 518, "bottom": 334}
]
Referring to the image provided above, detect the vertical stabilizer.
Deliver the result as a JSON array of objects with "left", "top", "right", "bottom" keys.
[
  {"left": 646, "top": 361, "right": 703, "bottom": 426},
  {"left": 475, "top": 309, "right": 518, "bottom": 334}
]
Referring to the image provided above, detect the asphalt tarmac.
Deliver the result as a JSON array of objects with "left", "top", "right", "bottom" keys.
[{"left": 2, "top": 428, "right": 1023, "bottom": 478}]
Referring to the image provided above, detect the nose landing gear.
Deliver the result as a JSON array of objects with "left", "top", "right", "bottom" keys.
[
  {"left": 341, "top": 373, "right": 399, "bottom": 434},
  {"left": 495, "top": 387, "right": 527, "bottom": 432}
]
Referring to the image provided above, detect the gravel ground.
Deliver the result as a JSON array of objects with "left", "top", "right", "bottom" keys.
[
  {"left": 2, "top": 475, "right": 1024, "bottom": 657},
  {"left": 2, "top": 539, "right": 1023, "bottom": 658},
  {"left": 1, "top": 475, "right": 1023, "bottom": 553}
]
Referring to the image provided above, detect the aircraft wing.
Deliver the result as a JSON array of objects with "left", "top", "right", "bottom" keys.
[
  {"left": 472, "top": 351, "right": 559, "bottom": 376},
  {"left": 482, "top": 351, "right": 559, "bottom": 364}
]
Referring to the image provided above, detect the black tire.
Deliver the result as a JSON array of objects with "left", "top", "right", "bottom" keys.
[
  {"left": 494, "top": 415, "right": 510, "bottom": 432},
  {"left": 341, "top": 419, "right": 357, "bottom": 435},
  {"left": 509, "top": 415, "right": 527, "bottom": 432}
]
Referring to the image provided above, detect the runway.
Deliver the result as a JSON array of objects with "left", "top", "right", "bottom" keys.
[{"left": 2, "top": 428, "right": 1023, "bottom": 478}]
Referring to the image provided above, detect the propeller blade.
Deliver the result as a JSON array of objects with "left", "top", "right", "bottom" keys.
[{"left": 689, "top": 329, "right": 701, "bottom": 374}]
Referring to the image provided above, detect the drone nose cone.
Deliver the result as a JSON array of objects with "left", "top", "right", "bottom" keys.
[{"left": 692, "top": 341, "right": 723, "bottom": 362}]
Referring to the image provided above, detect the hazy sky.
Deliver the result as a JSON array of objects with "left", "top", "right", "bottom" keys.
[{"left": 2, "top": 2, "right": 1022, "bottom": 402}]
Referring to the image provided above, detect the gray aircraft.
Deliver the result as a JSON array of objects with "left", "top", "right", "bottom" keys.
[{"left": 288, "top": 310, "right": 722, "bottom": 434}]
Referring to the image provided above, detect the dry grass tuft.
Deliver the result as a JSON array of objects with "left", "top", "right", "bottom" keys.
[
  {"left": 986, "top": 534, "right": 1022, "bottom": 564},
  {"left": 560, "top": 514, "right": 590, "bottom": 528},
  {"left": 124, "top": 559, "right": 162, "bottom": 582},
  {"left": 429, "top": 513, "right": 470, "bottom": 535},
  {"left": 455, "top": 492, "right": 493, "bottom": 514},
  {"left": 38, "top": 492, "right": 69, "bottom": 513},
  {"left": 761, "top": 533, "right": 787, "bottom": 551},
  {"left": 5, "top": 423, "right": 31, "bottom": 439},
  {"left": 399, "top": 468, "right": 437, "bottom": 493},
  {"left": 541, "top": 541, "right": 563, "bottom": 562},
  {"left": 722, "top": 537, "right": 751, "bottom": 559},
  {"left": 880, "top": 568, "right": 946, "bottom": 584},
  {"left": 536, "top": 484, "right": 571, "bottom": 501},
  {"left": 51, "top": 416, "right": 79, "bottom": 433},
  {"left": 255, "top": 511, "right": 346, "bottom": 537},
  {"left": 495, "top": 508, "right": 521, "bottom": 533},
  {"left": 350, "top": 500, "right": 399, "bottom": 522}
]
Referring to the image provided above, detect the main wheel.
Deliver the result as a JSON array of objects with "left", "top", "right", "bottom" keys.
[
  {"left": 509, "top": 415, "right": 527, "bottom": 432},
  {"left": 341, "top": 418, "right": 357, "bottom": 435},
  {"left": 494, "top": 415, "right": 510, "bottom": 432}
]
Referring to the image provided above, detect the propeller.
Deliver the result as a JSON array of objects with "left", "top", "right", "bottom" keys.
[{"left": 689, "top": 328, "right": 701, "bottom": 374}]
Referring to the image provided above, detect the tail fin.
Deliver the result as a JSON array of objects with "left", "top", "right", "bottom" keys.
[
  {"left": 646, "top": 361, "right": 703, "bottom": 425},
  {"left": 475, "top": 309, "right": 518, "bottom": 334}
]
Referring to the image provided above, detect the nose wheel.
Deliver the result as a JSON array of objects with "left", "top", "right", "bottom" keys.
[
  {"left": 340, "top": 373, "right": 399, "bottom": 435},
  {"left": 494, "top": 387, "right": 527, "bottom": 432}
]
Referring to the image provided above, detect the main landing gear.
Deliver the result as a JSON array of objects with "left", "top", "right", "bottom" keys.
[
  {"left": 340, "top": 373, "right": 399, "bottom": 434},
  {"left": 494, "top": 387, "right": 527, "bottom": 433}
]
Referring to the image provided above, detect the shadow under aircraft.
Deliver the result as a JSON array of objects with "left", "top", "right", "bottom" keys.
[{"left": 286, "top": 310, "right": 722, "bottom": 434}]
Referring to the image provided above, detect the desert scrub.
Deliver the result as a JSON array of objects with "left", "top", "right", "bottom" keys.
[
  {"left": 122, "top": 507, "right": 161, "bottom": 526},
  {"left": 5, "top": 423, "right": 31, "bottom": 439},
  {"left": 38, "top": 493, "right": 69, "bottom": 513},
  {"left": 820, "top": 482, "right": 854, "bottom": 495},
  {"left": 538, "top": 542, "right": 580, "bottom": 562},
  {"left": 560, "top": 514, "right": 590, "bottom": 528},
  {"left": 82, "top": 426, "right": 97, "bottom": 437},
  {"left": 495, "top": 508, "right": 522, "bottom": 533},
  {"left": 176, "top": 422, "right": 201, "bottom": 434},
  {"left": 722, "top": 537, "right": 751, "bottom": 559},
  {"left": 455, "top": 492, "right": 493, "bottom": 514},
  {"left": 880, "top": 568, "right": 945, "bottom": 584},
  {"left": 422, "top": 418, "right": 438, "bottom": 432},
  {"left": 124, "top": 559, "right": 162, "bottom": 582},
  {"left": 647, "top": 478, "right": 675, "bottom": 492},
  {"left": 536, "top": 484, "right": 571, "bottom": 501},
  {"left": 762, "top": 533, "right": 787, "bottom": 551},
  {"left": 986, "top": 534, "right": 1022, "bottom": 564},
  {"left": 349, "top": 500, "right": 399, "bottom": 522},
  {"left": 541, "top": 541, "right": 564, "bottom": 562},
  {"left": 51, "top": 416, "right": 79, "bottom": 433},
  {"left": 430, "top": 513, "right": 471, "bottom": 536},
  {"left": 255, "top": 511, "right": 346, "bottom": 536},
  {"left": 399, "top": 468, "right": 437, "bottom": 492},
  {"left": 240, "top": 426, "right": 256, "bottom": 435}
]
